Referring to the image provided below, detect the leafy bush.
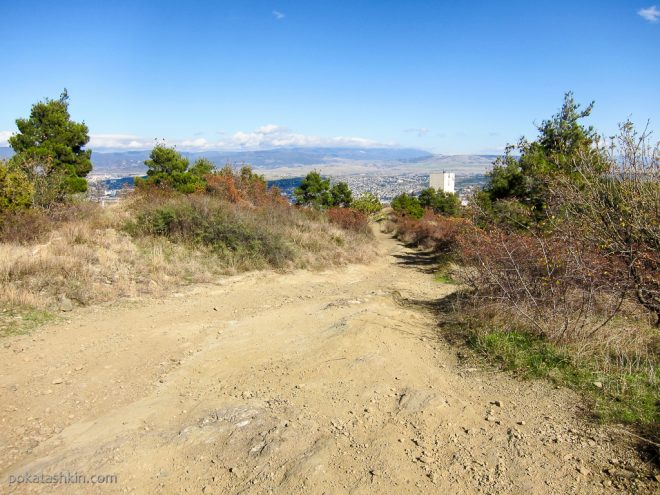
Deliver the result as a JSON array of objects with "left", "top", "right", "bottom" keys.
[
  {"left": 0, "top": 161, "right": 33, "bottom": 212},
  {"left": 294, "top": 171, "right": 331, "bottom": 207},
  {"left": 476, "top": 92, "right": 607, "bottom": 226},
  {"left": 351, "top": 192, "right": 382, "bottom": 215},
  {"left": 390, "top": 192, "right": 423, "bottom": 218},
  {"left": 136, "top": 145, "right": 212, "bottom": 193},
  {"left": 418, "top": 187, "right": 461, "bottom": 215},
  {"left": 292, "top": 172, "right": 357, "bottom": 209},
  {"left": 471, "top": 192, "right": 535, "bottom": 230},
  {"left": 188, "top": 158, "right": 215, "bottom": 177},
  {"left": 6, "top": 155, "right": 70, "bottom": 207},
  {"left": 329, "top": 182, "right": 353, "bottom": 207}
]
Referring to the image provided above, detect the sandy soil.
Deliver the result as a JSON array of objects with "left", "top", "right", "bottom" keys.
[{"left": 0, "top": 228, "right": 656, "bottom": 494}]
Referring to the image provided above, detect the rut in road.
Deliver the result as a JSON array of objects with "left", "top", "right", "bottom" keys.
[{"left": 0, "top": 229, "right": 652, "bottom": 494}]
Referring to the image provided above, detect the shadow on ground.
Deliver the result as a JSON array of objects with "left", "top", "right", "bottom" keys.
[{"left": 392, "top": 250, "right": 444, "bottom": 275}]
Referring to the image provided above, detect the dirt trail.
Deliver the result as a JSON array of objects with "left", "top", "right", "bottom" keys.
[{"left": 0, "top": 229, "right": 654, "bottom": 494}]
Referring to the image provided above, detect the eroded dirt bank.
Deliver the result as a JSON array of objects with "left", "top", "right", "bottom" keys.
[{"left": 0, "top": 230, "right": 655, "bottom": 494}]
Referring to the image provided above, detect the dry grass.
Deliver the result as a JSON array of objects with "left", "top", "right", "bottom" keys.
[
  {"left": 282, "top": 208, "right": 375, "bottom": 269},
  {"left": 0, "top": 213, "right": 215, "bottom": 309},
  {"left": 0, "top": 195, "right": 376, "bottom": 335},
  {"left": 437, "top": 295, "right": 659, "bottom": 428}
]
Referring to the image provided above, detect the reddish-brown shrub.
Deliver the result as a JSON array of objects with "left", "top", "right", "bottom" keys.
[
  {"left": 393, "top": 210, "right": 473, "bottom": 254},
  {"left": 390, "top": 207, "right": 642, "bottom": 340},
  {"left": 452, "top": 223, "right": 633, "bottom": 341},
  {"left": 204, "top": 166, "right": 289, "bottom": 209},
  {"left": 327, "top": 208, "right": 370, "bottom": 234},
  {"left": 549, "top": 122, "right": 659, "bottom": 325},
  {"left": 206, "top": 173, "right": 242, "bottom": 203}
]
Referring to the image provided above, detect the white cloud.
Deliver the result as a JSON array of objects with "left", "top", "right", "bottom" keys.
[
  {"left": 88, "top": 126, "right": 385, "bottom": 151},
  {"left": 88, "top": 133, "right": 156, "bottom": 149},
  {"left": 4, "top": 126, "right": 385, "bottom": 152},
  {"left": 272, "top": 10, "right": 285, "bottom": 20},
  {"left": 0, "top": 130, "right": 14, "bottom": 146},
  {"left": 255, "top": 123, "right": 284, "bottom": 134},
  {"left": 231, "top": 125, "right": 380, "bottom": 149},
  {"left": 179, "top": 137, "right": 209, "bottom": 148},
  {"left": 638, "top": 5, "right": 660, "bottom": 22}
]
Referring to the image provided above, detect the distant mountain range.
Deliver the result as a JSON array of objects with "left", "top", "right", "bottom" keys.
[
  {"left": 0, "top": 146, "right": 497, "bottom": 177},
  {"left": 88, "top": 147, "right": 435, "bottom": 175}
]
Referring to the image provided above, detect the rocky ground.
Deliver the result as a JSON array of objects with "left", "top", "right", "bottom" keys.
[{"left": 1, "top": 228, "right": 657, "bottom": 494}]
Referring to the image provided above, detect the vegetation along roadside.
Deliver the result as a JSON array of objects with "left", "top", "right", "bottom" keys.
[
  {"left": 387, "top": 93, "right": 659, "bottom": 451},
  {"left": 0, "top": 91, "right": 380, "bottom": 337}
]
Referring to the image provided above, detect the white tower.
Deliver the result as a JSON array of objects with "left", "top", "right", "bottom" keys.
[{"left": 429, "top": 171, "right": 455, "bottom": 194}]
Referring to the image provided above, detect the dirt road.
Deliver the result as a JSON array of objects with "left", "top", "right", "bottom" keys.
[{"left": 0, "top": 229, "right": 654, "bottom": 494}]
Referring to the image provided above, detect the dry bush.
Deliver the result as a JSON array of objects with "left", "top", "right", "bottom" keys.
[
  {"left": 1, "top": 185, "right": 376, "bottom": 323},
  {"left": 381, "top": 124, "right": 658, "bottom": 428},
  {"left": 452, "top": 222, "right": 632, "bottom": 342},
  {"left": 551, "top": 121, "right": 659, "bottom": 325},
  {"left": 327, "top": 207, "right": 370, "bottom": 234},
  {"left": 127, "top": 189, "right": 375, "bottom": 269},
  {"left": 437, "top": 220, "right": 658, "bottom": 428},
  {"left": 391, "top": 210, "right": 472, "bottom": 253},
  {"left": 0, "top": 201, "right": 117, "bottom": 244},
  {"left": 0, "top": 204, "right": 223, "bottom": 316},
  {"left": 0, "top": 208, "right": 53, "bottom": 244},
  {"left": 429, "top": 122, "right": 659, "bottom": 340},
  {"left": 205, "top": 172, "right": 242, "bottom": 203},
  {"left": 127, "top": 193, "right": 297, "bottom": 270},
  {"left": 387, "top": 208, "right": 640, "bottom": 343},
  {"left": 204, "top": 165, "right": 289, "bottom": 208}
]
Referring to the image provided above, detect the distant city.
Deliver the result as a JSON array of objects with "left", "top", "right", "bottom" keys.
[
  {"left": 0, "top": 145, "right": 495, "bottom": 203},
  {"left": 326, "top": 173, "right": 487, "bottom": 203},
  {"left": 92, "top": 172, "right": 488, "bottom": 204}
]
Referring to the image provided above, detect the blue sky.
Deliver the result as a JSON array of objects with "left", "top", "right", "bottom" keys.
[{"left": 1, "top": 0, "right": 658, "bottom": 154}]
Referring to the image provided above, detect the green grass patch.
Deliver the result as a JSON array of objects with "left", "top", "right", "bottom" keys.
[
  {"left": 433, "top": 271, "right": 456, "bottom": 284},
  {"left": 432, "top": 255, "right": 457, "bottom": 284},
  {"left": 0, "top": 309, "right": 56, "bottom": 338},
  {"left": 468, "top": 329, "right": 659, "bottom": 427}
]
